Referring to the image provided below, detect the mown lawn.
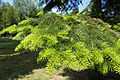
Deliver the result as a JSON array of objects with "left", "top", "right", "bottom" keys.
[
  {"left": 0, "top": 38, "right": 120, "bottom": 80},
  {"left": 0, "top": 38, "right": 68, "bottom": 80}
]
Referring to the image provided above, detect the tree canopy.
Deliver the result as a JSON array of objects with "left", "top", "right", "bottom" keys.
[
  {"left": 0, "top": 0, "right": 120, "bottom": 79},
  {"left": 38, "top": 0, "right": 82, "bottom": 12},
  {"left": 38, "top": 0, "right": 120, "bottom": 24},
  {"left": 0, "top": 0, "right": 39, "bottom": 30},
  {"left": 82, "top": 0, "right": 120, "bottom": 24},
  {"left": 1, "top": 12, "right": 120, "bottom": 75}
]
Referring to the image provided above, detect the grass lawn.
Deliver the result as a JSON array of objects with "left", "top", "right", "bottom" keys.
[
  {"left": 1, "top": 38, "right": 119, "bottom": 80},
  {"left": 0, "top": 38, "right": 68, "bottom": 80}
]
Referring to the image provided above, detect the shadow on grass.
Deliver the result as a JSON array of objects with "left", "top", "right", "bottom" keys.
[
  {"left": 0, "top": 38, "right": 46, "bottom": 80},
  {"left": 60, "top": 68, "right": 120, "bottom": 80},
  {"left": 0, "top": 51, "right": 42, "bottom": 80},
  {"left": 1, "top": 38, "right": 120, "bottom": 80}
]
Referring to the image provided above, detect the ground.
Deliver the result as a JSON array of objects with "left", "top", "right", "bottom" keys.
[
  {"left": 0, "top": 38, "right": 68, "bottom": 80},
  {"left": 0, "top": 38, "right": 119, "bottom": 80}
]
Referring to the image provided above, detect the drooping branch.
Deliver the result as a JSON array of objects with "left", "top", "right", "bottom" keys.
[
  {"left": 42, "top": 0, "right": 83, "bottom": 13},
  {"left": 43, "top": 0, "right": 58, "bottom": 12}
]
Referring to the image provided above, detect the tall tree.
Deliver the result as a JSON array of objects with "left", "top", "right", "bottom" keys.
[
  {"left": 6, "top": 6, "right": 18, "bottom": 26},
  {"left": 13, "top": 0, "right": 23, "bottom": 21},
  {"left": 1, "top": 11, "right": 7, "bottom": 29},
  {"left": 0, "top": 0, "right": 1, "bottom": 6},
  {"left": 0, "top": 1, "right": 19, "bottom": 30},
  {"left": 101, "top": 0, "right": 120, "bottom": 24},
  {"left": 91, "top": 0, "right": 102, "bottom": 18},
  {"left": 0, "top": 0, "right": 39, "bottom": 30},
  {"left": 81, "top": 0, "right": 120, "bottom": 24},
  {"left": 38, "top": 0, "right": 83, "bottom": 13},
  {"left": 13, "top": 0, "right": 38, "bottom": 20},
  {"left": 0, "top": 7, "right": 2, "bottom": 30},
  {"left": 1, "top": 1, "right": 7, "bottom": 12},
  {"left": 24, "top": 0, "right": 38, "bottom": 18}
]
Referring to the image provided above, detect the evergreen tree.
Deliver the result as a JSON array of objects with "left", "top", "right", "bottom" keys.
[
  {"left": 1, "top": 11, "right": 7, "bottom": 29},
  {"left": 24, "top": 0, "right": 38, "bottom": 18},
  {"left": 0, "top": 7, "right": 2, "bottom": 30},
  {"left": 0, "top": 0, "right": 120, "bottom": 77},
  {"left": 0, "top": 0, "right": 38, "bottom": 31},
  {"left": 0, "top": 0, "right": 1, "bottom": 6},
  {"left": 91, "top": 0, "right": 102, "bottom": 18},
  {"left": 38, "top": 0, "right": 83, "bottom": 13},
  {"left": 82, "top": 0, "right": 120, "bottom": 24},
  {"left": 1, "top": 13, "right": 120, "bottom": 75},
  {"left": 6, "top": 6, "right": 18, "bottom": 26},
  {"left": 13, "top": 0, "right": 38, "bottom": 20},
  {"left": 13, "top": 0, "right": 24, "bottom": 21}
]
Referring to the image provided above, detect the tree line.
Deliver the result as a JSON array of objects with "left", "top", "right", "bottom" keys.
[
  {"left": 0, "top": 0, "right": 39, "bottom": 30},
  {"left": 0, "top": 0, "right": 120, "bottom": 30}
]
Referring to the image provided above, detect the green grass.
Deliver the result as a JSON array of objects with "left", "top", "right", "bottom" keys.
[
  {"left": 0, "top": 38, "right": 119, "bottom": 80},
  {"left": 0, "top": 38, "right": 38, "bottom": 80},
  {"left": 0, "top": 38, "right": 14, "bottom": 43},
  {"left": 0, "top": 38, "right": 68, "bottom": 80}
]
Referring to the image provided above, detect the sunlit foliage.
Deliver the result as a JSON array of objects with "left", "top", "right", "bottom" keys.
[{"left": 1, "top": 13, "right": 120, "bottom": 74}]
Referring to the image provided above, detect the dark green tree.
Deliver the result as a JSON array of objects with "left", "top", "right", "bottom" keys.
[
  {"left": 13, "top": 0, "right": 25, "bottom": 21},
  {"left": 0, "top": 7, "right": 2, "bottom": 30},
  {"left": 1, "top": 11, "right": 7, "bottom": 29},
  {"left": 0, "top": 1, "right": 19, "bottom": 30},
  {"left": 82, "top": 0, "right": 120, "bottom": 24},
  {"left": 24, "top": 0, "right": 38, "bottom": 18},
  {"left": 6, "top": 6, "right": 18, "bottom": 26},
  {"left": 13, "top": 0, "right": 38, "bottom": 20},
  {"left": 0, "top": 0, "right": 39, "bottom": 31},
  {"left": 101, "top": 0, "right": 120, "bottom": 24},
  {"left": 0, "top": 0, "right": 1, "bottom": 6},
  {"left": 91, "top": 0, "right": 102, "bottom": 18},
  {"left": 38, "top": 0, "right": 82, "bottom": 13}
]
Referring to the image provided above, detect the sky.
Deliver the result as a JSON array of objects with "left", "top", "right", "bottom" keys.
[
  {"left": 3, "top": 0, "right": 91, "bottom": 12},
  {"left": 4, "top": 0, "right": 13, "bottom": 5},
  {"left": 79, "top": 0, "right": 91, "bottom": 12}
]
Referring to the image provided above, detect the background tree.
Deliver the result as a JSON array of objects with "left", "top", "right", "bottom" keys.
[
  {"left": 24, "top": 0, "right": 38, "bottom": 18},
  {"left": 0, "top": 1, "right": 18, "bottom": 30},
  {"left": 0, "top": 0, "right": 1, "bottom": 6},
  {"left": 101, "top": 0, "right": 120, "bottom": 24},
  {"left": 1, "top": 11, "right": 7, "bottom": 29},
  {"left": 38, "top": 0, "right": 120, "bottom": 24},
  {"left": 0, "top": 0, "right": 39, "bottom": 30},
  {"left": 6, "top": 6, "right": 18, "bottom": 26},
  {"left": 13, "top": 0, "right": 22, "bottom": 21},
  {"left": 91, "top": 0, "right": 102, "bottom": 18},
  {"left": 13, "top": 0, "right": 38, "bottom": 20},
  {"left": 82, "top": 0, "right": 120, "bottom": 24},
  {"left": 38, "top": 0, "right": 83, "bottom": 13}
]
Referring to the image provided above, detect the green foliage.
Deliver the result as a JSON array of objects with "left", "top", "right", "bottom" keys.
[
  {"left": 13, "top": 0, "right": 39, "bottom": 20},
  {"left": 113, "top": 23, "right": 120, "bottom": 31},
  {"left": 0, "top": 18, "right": 34, "bottom": 39},
  {"left": 38, "top": 0, "right": 82, "bottom": 12},
  {"left": 82, "top": 0, "right": 120, "bottom": 24},
  {"left": 0, "top": 2, "right": 19, "bottom": 30},
  {"left": 0, "top": 0, "right": 39, "bottom": 31},
  {"left": 6, "top": 6, "right": 19, "bottom": 26},
  {"left": 1, "top": 13, "right": 120, "bottom": 74}
]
